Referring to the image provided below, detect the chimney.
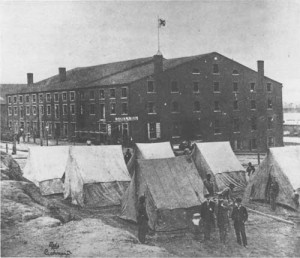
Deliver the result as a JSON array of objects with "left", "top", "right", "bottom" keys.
[
  {"left": 153, "top": 53, "right": 163, "bottom": 74},
  {"left": 27, "top": 73, "right": 33, "bottom": 85},
  {"left": 59, "top": 67, "right": 66, "bottom": 82},
  {"left": 257, "top": 60, "right": 264, "bottom": 90}
]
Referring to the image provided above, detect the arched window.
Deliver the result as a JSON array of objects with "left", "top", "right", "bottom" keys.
[{"left": 232, "top": 69, "right": 239, "bottom": 75}]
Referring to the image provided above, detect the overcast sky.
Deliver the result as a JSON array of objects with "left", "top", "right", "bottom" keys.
[{"left": 1, "top": 0, "right": 299, "bottom": 103}]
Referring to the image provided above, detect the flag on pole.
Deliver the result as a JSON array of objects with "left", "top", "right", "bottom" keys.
[{"left": 158, "top": 18, "right": 166, "bottom": 27}]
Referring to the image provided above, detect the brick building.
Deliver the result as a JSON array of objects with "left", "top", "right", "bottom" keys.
[{"left": 2, "top": 52, "right": 283, "bottom": 151}]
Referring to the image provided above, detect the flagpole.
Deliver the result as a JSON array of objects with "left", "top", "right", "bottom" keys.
[{"left": 157, "top": 15, "right": 160, "bottom": 53}]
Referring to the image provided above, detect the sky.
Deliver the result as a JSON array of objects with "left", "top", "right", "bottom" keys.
[{"left": 1, "top": 0, "right": 300, "bottom": 104}]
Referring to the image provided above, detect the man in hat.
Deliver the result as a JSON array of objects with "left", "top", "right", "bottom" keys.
[
  {"left": 203, "top": 174, "right": 214, "bottom": 196},
  {"left": 200, "top": 194, "right": 215, "bottom": 241},
  {"left": 231, "top": 198, "right": 248, "bottom": 247},
  {"left": 137, "top": 195, "right": 149, "bottom": 244},
  {"left": 192, "top": 213, "right": 201, "bottom": 240},
  {"left": 246, "top": 162, "right": 255, "bottom": 177},
  {"left": 217, "top": 197, "right": 230, "bottom": 244}
]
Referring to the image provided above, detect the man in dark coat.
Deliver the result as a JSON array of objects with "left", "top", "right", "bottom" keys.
[
  {"left": 217, "top": 197, "right": 230, "bottom": 244},
  {"left": 203, "top": 174, "right": 214, "bottom": 196},
  {"left": 200, "top": 194, "right": 215, "bottom": 241},
  {"left": 231, "top": 197, "right": 248, "bottom": 247},
  {"left": 269, "top": 177, "right": 279, "bottom": 211},
  {"left": 137, "top": 195, "right": 149, "bottom": 244},
  {"left": 246, "top": 162, "right": 255, "bottom": 177}
]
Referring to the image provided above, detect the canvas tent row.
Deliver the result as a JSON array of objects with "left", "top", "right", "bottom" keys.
[
  {"left": 192, "top": 141, "right": 247, "bottom": 192},
  {"left": 24, "top": 145, "right": 131, "bottom": 207},
  {"left": 120, "top": 155, "right": 206, "bottom": 232},
  {"left": 244, "top": 146, "right": 300, "bottom": 210}
]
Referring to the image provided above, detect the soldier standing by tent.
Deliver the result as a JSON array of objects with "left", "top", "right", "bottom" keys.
[
  {"left": 137, "top": 196, "right": 149, "bottom": 244},
  {"left": 217, "top": 197, "right": 230, "bottom": 244},
  {"left": 218, "top": 183, "right": 235, "bottom": 202},
  {"left": 231, "top": 197, "right": 248, "bottom": 247},
  {"left": 269, "top": 177, "right": 279, "bottom": 211},
  {"left": 246, "top": 162, "right": 255, "bottom": 177},
  {"left": 203, "top": 174, "right": 214, "bottom": 196},
  {"left": 200, "top": 194, "right": 215, "bottom": 241}
]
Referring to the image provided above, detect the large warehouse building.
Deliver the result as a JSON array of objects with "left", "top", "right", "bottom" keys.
[{"left": 1, "top": 52, "right": 283, "bottom": 151}]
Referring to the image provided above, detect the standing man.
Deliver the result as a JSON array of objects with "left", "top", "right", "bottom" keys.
[
  {"left": 124, "top": 149, "right": 132, "bottom": 164},
  {"left": 200, "top": 194, "right": 215, "bottom": 241},
  {"left": 231, "top": 198, "right": 248, "bottom": 247},
  {"left": 217, "top": 197, "right": 230, "bottom": 244},
  {"left": 246, "top": 162, "right": 255, "bottom": 177},
  {"left": 203, "top": 174, "right": 214, "bottom": 196},
  {"left": 137, "top": 196, "right": 149, "bottom": 244},
  {"left": 269, "top": 177, "right": 279, "bottom": 211}
]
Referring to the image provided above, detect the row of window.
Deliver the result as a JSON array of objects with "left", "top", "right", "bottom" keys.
[
  {"left": 147, "top": 81, "right": 273, "bottom": 93},
  {"left": 7, "top": 87, "right": 129, "bottom": 105}
]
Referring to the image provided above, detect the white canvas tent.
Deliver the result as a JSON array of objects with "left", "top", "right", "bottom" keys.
[
  {"left": 64, "top": 145, "right": 131, "bottom": 207},
  {"left": 23, "top": 146, "right": 70, "bottom": 195},
  {"left": 135, "top": 142, "right": 175, "bottom": 159},
  {"left": 192, "top": 141, "right": 247, "bottom": 192},
  {"left": 244, "top": 146, "right": 300, "bottom": 210}
]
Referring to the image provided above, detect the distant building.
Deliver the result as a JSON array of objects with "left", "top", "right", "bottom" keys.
[
  {"left": 283, "top": 113, "right": 300, "bottom": 136},
  {"left": 1, "top": 52, "right": 283, "bottom": 151}
]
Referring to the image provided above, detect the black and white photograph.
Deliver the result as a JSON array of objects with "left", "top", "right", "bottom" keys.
[{"left": 0, "top": 0, "right": 300, "bottom": 257}]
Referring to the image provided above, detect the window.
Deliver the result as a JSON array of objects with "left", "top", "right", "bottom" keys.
[
  {"left": 121, "top": 103, "right": 128, "bottom": 114},
  {"left": 100, "top": 104, "right": 105, "bottom": 119},
  {"left": 147, "top": 81, "right": 155, "bottom": 93},
  {"left": 147, "top": 102, "right": 156, "bottom": 114},
  {"left": 39, "top": 93, "right": 43, "bottom": 103},
  {"left": 63, "top": 123, "right": 68, "bottom": 136},
  {"left": 13, "top": 96, "right": 17, "bottom": 103},
  {"left": 39, "top": 105, "right": 44, "bottom": 115},
  {"left": 89, "top": 104, "right": 95, "bottom": 115},
  {"left": 171, "top": 101, "right": 179, "bottom": 113},
  {"left": 192, "top": 68, "right": 200, "bottom": 74},
  {"left": 233, "top": 118, "right": 240, "bottom": 132},
  {"left": 47, "top": 123, "right": 52, "bottom": 135},
  {"left": 62, "top": 104, "right": 67, "bottom": 115},
  {"left": 110, "top": 89, "right": 116, "bottom": 98},
  {"left": 55, "top": 104, "right": 59, "bottom": 118},
  {"left": 250, "top": 138, "right": 257, "bottom": 150},
  {"left": 214, "top": 120, "right": 221, "bottom": 134},
  {"left": 233, "top": 82, "right": 238, "bottom": 92},
  {"left": 250, "top": 100, "right": 256, "bottom": 110},
  {"left": 20, "top": 106, "right": 24, "bottom": 117},
  {"left": 25, "top": 95, "right": 29, "bottom": 103},
  {"left": 62, "top": 92, "right": 67, "bottom": 101},
  {"left": 267, "top": 117, "right": 273, "bottom": 129},
  {"left": 14, "top": 107, "right": 18, "bottom": 116},
  {"left": 8, "top": 96, "right": 11, "bottom": 104},
  {"left": 251, "top": 117, "right": 257, "bottom": 131},
  {"left": 70, "top": 104, "right": 75, "bottom": 115},
  {"left": 268, "top": 137, "right": 275, "bottom": 147},
  {"left": 47, "top": 105, "right": 51, "bottom": 115},
  {"left": 32, "top": 106, "right": 37, "bottom": 115},
  {"left": 172, "top": 122, "right": 181, "bottom": 137},
  {"left": 89, "top": 90, "right": 95, "bottom": 100},
  {"left": 147, "top": 122, "right": 161, "bottom": 140},
  {"left": 121, "top": 87, "right": 128, "bottom": 98},
  {"left": 193, "top": 82, "right": 200, "bottom": 93},
  {"left": 194, "top": 101, "right": 201, "bottom": 112},
  {"left": 267, "top": 99, "right": 273, "bottom": 109},
  {"left": 46, "top": 93, "right": 51, "bottom": 102},
  {"left": 19, "top": 95, "right": 23, "bottom": 103},
  {"left": 70, "top": 91, "right": 75, "bottom": 101},
  {"left": 171, "top": 81, "right": 179, "bottom": 93},
  {"left": 233, "top": 100, "right": 239, "bottom": 110},
  {"left": 213, "top": 64, "right": 219, "bottom": 74},
  {"left": 80, "top": 92, "right": 85, "bottom": 100},
  {"left": 26, "top": 106, "right": 30, "bottom": 115},
  {"left": 99, "top": 89, "right": 105, "bottom": 99},
  {"left": 232, "top": 69, "right": 239, "bottom": 75},
  {"left": 54, "top": 93, "right": 59, "bottom": 102},
  {"left": 250, "top": 83, "right": 255, "bottom": 92},
  {"left": 110, "top": 103, "right": 116, "bottom": 115},
  {"left": 267, "top": 83, "right": 272, "bottom": 92},
  {"left": 213, "top": 82, "right": 220, "bottom": 92},
  {"left": 214, "top": 101, "right": 220, "bottom": 111},
  {"left": 9, "top": 121, "right": 12, "bottom": 128},
  {"left": 8, "top": 107, "right": 12, "bottom": 116}
]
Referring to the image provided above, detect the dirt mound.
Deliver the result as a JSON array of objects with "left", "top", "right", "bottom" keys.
[{"left": 0, "top": 151, "right": 28, "bottom": 181}]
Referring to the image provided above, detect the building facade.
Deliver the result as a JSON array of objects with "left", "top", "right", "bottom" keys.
[{"left": 3, "top": 52, "right": 283, "bottom": 151}]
